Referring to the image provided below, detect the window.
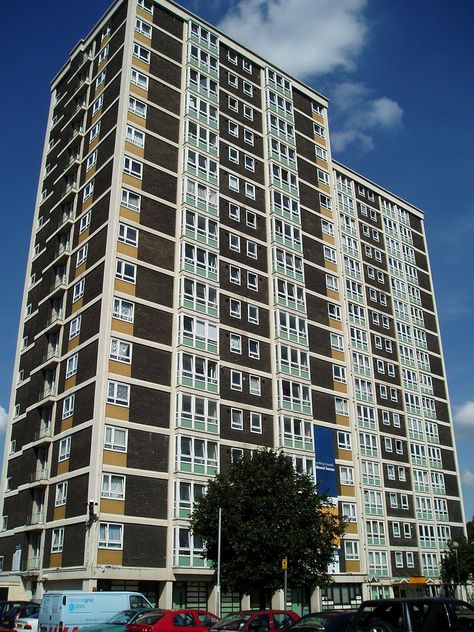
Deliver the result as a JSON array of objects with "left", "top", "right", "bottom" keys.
[
  {"left": 110, "top": 338, "right": 132, "bottom": 363},
  {"left": 51, "top": 528, "right": 64, "bottom": 553},
  {"left": 107, "top": 380, "right": 130, "bottom": 407},
  {"left": 248, "top": 304, "right": 259, "bottom": 324},
  {"left": 89, "top": 121, "right": 101, "bottom": 143},
  {"left": 76, "top": 244, "right": 88, "bottom": 267},
  {"left": 92, "top": 95, "right": 103, "bottom": 115},
  {"left": 231, "top": 408, "right": 243, "bottom": 430},
  {"left": 116, "top": 259, "right": 137, "bottom": 283},
  {"left": 228, "top": 72, "right": 238, "bottom": 88},
  {"left": 65, "top": 353, "right": 78, "bottom": 378},
  {"left": 247, "top": 211, "right": 257, "bottom": 228},
  {"left": 135, "top": 17, "right": 152, "bottom": 37},
  {"left": 131, "top": 68, "right": 148, "bottom": 90},
  {"left": 129, "top": 96, "right": 147, "bottom": 118},
  {"left": 228, "top": 96, "right": 238, "bottom": 112},
  {"left": 69, "top": 315, "right": 81, "bottom": 339},
  {"left": 244, "top": 129, "right": 254, "bottom": 145},
  {"left": 133, "top": 43, "right": 150, "bottom": 63},
  {"left": 229, "top": 174, "right": 239, "bottom": 191},
  {"left": 243, "top": 81, "right": 253, "bottom": 96},
  {"left": 126, "top": 125, "right": 145, "bottom": 148},
  {"left": 245, "top": 182, "right": 256, "bottom": 199},
  {"left": 244, "top": 155, "right": 255, "bottom": 172},
  {"left": 113, "top": 297, "right": 135, "bottom": 323},
  {"left": 230, "top": 299, "right": 241, "bottom": 318},
  {"left": 247, "top": 272, "right": 258, "bottom": 290},
  {"left": 332, "top": 365, "right": 346, "bottom": 383},
  {"left": 99, "top": 522, "right": 123, "bottom": 549},
  {"left": 248, "top": 339, "right": 260, "bottom": 359},
  {"left": 83, "top": 181, "right": 94, "bottom": 201},
  {"left": 104, "top": 425, "right": 127, "bottom": 451},
  {"left": 121, "top": 188, "right": 141, "bottom": 212},
  {"left": 344, "top": 540, "right": 359, "bottom": 560},
  {"left": 58, "top": 436, "right": 71, "bottom": 461},
  {"left": 229, "top": 265, "right": 241, "bottom": 284},
  {"left": 337, "top": 431, "right": 351, "bottom": 451},
  {"left": 229, "top": 233, "right": 240, "bottom": 251},
  {"left": 101, "top": 473, "right": 125, "bottom": 499},
  {"left": 341, "top": 502, "right": 356, "bottom": 522},
  {"left": 228, "top": 120, "right": 239, "bottom": 137},
  {"left": 62, "top": 395, "right": 75, "bottom": 419},
  {"left": 249, "top": 375, "right": 261, "bottom": 395},
  {"left": 229, "top": 203, "right": 240, "bottom": 221},
  {"left": 250, "top": 412, "right": 262, "bottom": 433},
  {"left": 244, "top": 104, "right": 254, "bottom": 120},
  {"left": 243, "top": 59, "right": 252, "bottom": 73},
  {"left": 124, "top": 155, "right": 143, "bottom": 178},
  {"left": 79, "top": 210, "right": 91, "bottom": 234},
  {"left": 118, "top": 223, "right": 139, "bottom": 246},
  {"left": 231, "top": 370, "right": 242, "bottom": 391},
  {"left": 247, "top": 241, "right": 257, "bottom": 259},
  {"left": 95, "top": 71, "right": 106, "bottom": 88},
  {"left": 55, "top": 482, "right": 68, "bottom": 506},
  {"left": 86, "top": 150, "right": 97, "bottom": 171},
  {"left": 335, "top": 398, "right": 349, "bottom": 416},
  {"left": 230, "top": 334, "right": 242, "bottom": 354},
  {"left": 340, "top": 466, "right": 354, "bottom": 486}
]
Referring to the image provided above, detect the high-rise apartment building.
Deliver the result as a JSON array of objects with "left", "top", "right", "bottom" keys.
[{"left": 0, "top": 0, "right": 465, "bottom": 612}]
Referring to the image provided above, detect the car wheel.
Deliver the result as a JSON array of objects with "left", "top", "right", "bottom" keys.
[{"left": 364, "top": 621, "right": 394, "bottom": 632}]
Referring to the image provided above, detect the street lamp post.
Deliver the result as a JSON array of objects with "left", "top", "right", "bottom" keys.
[
  {"left": 216, "top": 507, "right": 222, "bottom": 617},
  {"left": 452, "top": 541, "right": 461, "bottom": 599}
]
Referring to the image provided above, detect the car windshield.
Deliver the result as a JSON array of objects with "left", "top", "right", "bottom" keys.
[
  {"left": 109, "top": 610, "right": 140, "bottom": 625},
  {"left": 133, "top": 614, "right": 164, "bottom": 626},
  {"left": 214, "top": 614, "right": 252, "bottom": 630},
  {"left": 293, "top": 615, "right": 332, "bottom": 630}
]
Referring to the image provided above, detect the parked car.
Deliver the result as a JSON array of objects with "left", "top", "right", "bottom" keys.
[
  {"left": 289, "top": 611, "right": 356, "bottom": 632},
  {"left": 211, "top": 610, "right": 299, "bottom": 632},
  {"left": 351, "top": 598, "right": 474, "bottom": 632},
  {"left": 85, "top": 609, "right": 156, "bottom": 632},
  {"left": 0, "top": 607, "right": 35, "bottom": 622},
  {"left": 14, "top": 612, "right": 39, "bottom": 632},
  {"left": 1, "top": 604, "right": 40, "bottom": 632},
  {"left": 125, "top": 609, "right": 219, "bottom": 632},
  {"left": 39, "top": 591, "right": 151, "bottom": 632}
]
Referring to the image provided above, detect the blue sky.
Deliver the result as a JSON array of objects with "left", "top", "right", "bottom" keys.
[{"left": 1, "top": 0, "right": 473, "bottom": 518}]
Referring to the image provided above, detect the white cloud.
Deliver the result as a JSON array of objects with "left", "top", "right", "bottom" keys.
[
  {"left": 218, "top": 0, "right": 368, "bottom": 79},
  {"left": 454, "top": 401, "right": 474, "bottom": 437},
  {"left": 0, "top": 406, "right": 8, "bottom": 435},
  {"left": 330, "top": 81, "right": 403, "bottom": 152},
  {"left": 462, "top": 470, "right": 474, "bottom": 487}
]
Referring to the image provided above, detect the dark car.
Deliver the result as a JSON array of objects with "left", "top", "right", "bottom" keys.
[
  {"left": 0, "top": 607, "right": 35, "bottom": 622},
  {"left": 290, "top": 611, "right": 356, "bottom": 632},
  {"left": 125, "top": 609, "right": 219, "bottom": 632},
  {"left": 1, "top": 604, "right": 40, "bottom": 632},
  {"left": 211, "top": 610, "right": 299, "bottom": 632},
  {"left": 84, "top": 609, "right": 156, "bottom": 632},
  {"left": 351, "top": 598, "right": 474, "bottom": 632}
]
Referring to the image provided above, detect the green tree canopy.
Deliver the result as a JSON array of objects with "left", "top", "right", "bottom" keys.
[
  {"left": 190, "top": 448, "right": 345, "bottom": 600},
  {"left": 440, "top": 538, "right": 474, "bottom": 587}
]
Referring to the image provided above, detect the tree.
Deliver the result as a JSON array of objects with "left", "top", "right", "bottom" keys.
[
  {"left": 440, "top": 538, "right": 474, "bottom": 591},
  {"left": 467, "top": 516, "right": 474, "bottom": 543},
  {"left": 190, "top": 448, "right": 345, "bottom": 604}
]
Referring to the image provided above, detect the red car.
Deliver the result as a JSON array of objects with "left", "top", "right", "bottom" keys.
[
  {"left": 125, "top": 609, "right": 218, "bottom": 632},
  {"left": 211, "top": 610, "right": 300, "bottom": 632}
]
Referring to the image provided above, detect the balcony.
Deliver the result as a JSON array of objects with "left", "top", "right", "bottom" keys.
[
  {"left": 26, "top": 510, "right": 45, "bottom": 526},
  {"left": 52, "top": 242, "right": 72, "bottom": 265},
  {"left": 41, "top": 347, "right": 60, "bottom": 366},
  {"left": 30, "top": 469, "right": 48, "bottom": 486},
  {"left": 37, "top": 385, "right": 56, "bottom": 403},
  {"left": 33, "top": 425, "right": 53, "bottom": 444},
  {"left": 43, "top": 310, "right": 64, "bottom": 333},
  {"left": 48, "top": 275, "right": 67, "bottom": 297}
]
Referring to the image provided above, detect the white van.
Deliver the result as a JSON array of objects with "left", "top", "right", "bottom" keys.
[{"left": 39, "top": 591, "right": 152, "bottom": 632}]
